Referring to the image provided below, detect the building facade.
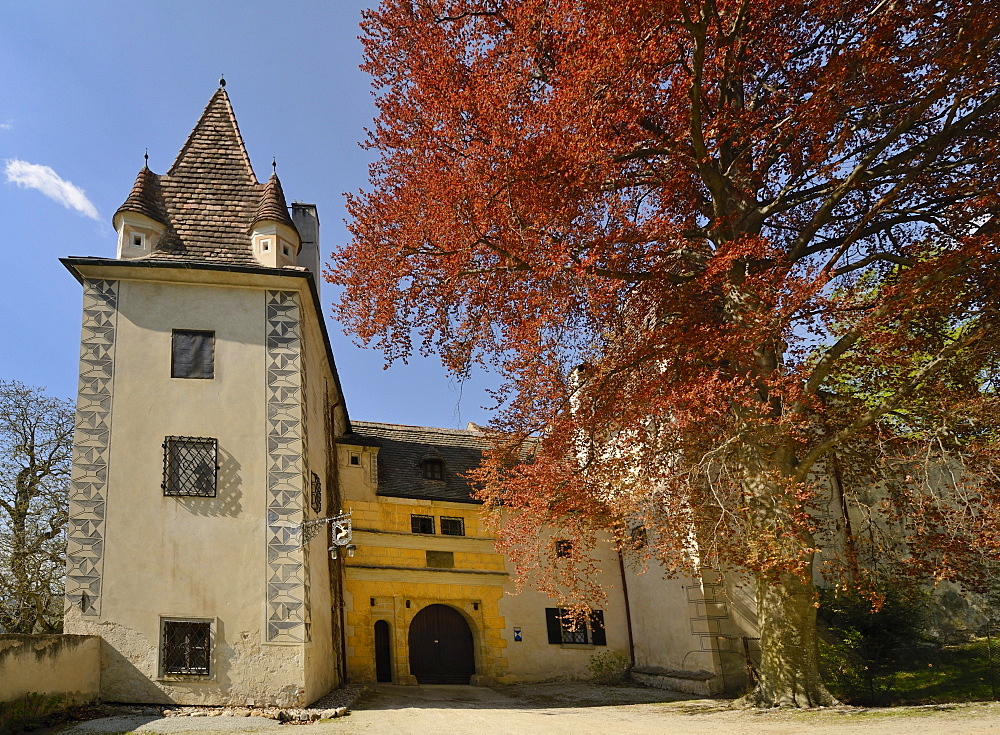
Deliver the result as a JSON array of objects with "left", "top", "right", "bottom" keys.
[{"left": 62, "top": 86, "right": 756, "bottom": 705}]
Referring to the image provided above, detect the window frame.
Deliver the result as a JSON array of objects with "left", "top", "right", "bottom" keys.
[
  {"left": 544, "top": 608, "right": 607, "bottom": 647},
  {"left": 555, "top": 539, "right": 573, "bottom": 558},
  {"left": 171, "top": 329, "right": 216, "bottom": 380},
  {"left": 439, "top": 516, "right": 465, "bottom": 537},
  {"left": 162, "top": 436, "right": 218, "bottom": 497},
  {"left": 421, "top": 458, "right": 444, "bottom": 480},
  {"left": 411, "top": 514, "right": 435, "bottom": 534},
  {"left": 159, "top": 617, "right": 214, "bottom": 679}
]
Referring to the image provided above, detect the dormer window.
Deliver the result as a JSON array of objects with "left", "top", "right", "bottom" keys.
[
  {"left": 421, "top": 458, "right": 444, "bottom": 480},
  {"left": 131, "top": 232, "right": 146, "bottom": 249},
  {"left": 261, "top": 238, "right": 272, "bottom": 253}
]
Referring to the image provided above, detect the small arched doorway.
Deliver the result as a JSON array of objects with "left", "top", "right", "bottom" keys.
[
  {"left": 408, "top": 604, "right": 475, "bottom": 684},
  {"left": 374, "top": 620, "right": 392, "bottom": 682}
]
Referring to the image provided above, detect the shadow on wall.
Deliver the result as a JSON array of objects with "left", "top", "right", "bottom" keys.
[{"left": 176, "top": 446, "right": 242, "bottom": 518}]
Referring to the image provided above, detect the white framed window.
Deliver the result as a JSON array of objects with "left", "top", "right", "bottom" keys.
[
  {"left": 130, "top": 231, "right": 146, "bottom": 249},
  {"left": 349, "top": 452, "right": 361, "bottom": 466},
  {"left": 260, "top": 238, "right": 272, "bottom": 253}
]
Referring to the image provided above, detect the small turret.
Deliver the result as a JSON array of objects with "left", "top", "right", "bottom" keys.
[
  {"left": 113, "top": 165, "right": 169, "bottom": 259},
  {"left": 250, "top": 174, "right": 300, "bottom": 268}
]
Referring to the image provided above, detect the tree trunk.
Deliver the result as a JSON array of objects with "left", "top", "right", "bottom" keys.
[{"left": 741, "top": 571, "right": 838, "bottom": 707}]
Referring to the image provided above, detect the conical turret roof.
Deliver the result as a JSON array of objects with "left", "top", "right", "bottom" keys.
[
  {"left": 114, "top": 86, "right": 295, "bottom": 264},
  {"left": 252, "top": 174, "right": 298, "bottom": 235},
  {"left": 113, "top": 166, "right": 169, "bottom": 226}
]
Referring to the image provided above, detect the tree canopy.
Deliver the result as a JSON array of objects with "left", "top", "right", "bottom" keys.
[
  {"left": 0, "top": 381, "right": 74, "bottom": 634},
  {"left": 332, "top": 0, "right": 1000, "bottom": 705}
]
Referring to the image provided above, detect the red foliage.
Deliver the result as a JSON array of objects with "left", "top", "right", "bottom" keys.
[{"left": 333, "top": 0, "right": 1000, "bottom": 621}]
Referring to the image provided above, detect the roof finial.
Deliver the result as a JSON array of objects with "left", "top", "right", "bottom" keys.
[
  {"left": 144, "top": 148, "right": 149, "bottom": 168},
  {"left": 272, "top": 157, "right": 277, "bottom": 175},
  {"left": 219, "top": 74, "right": 226, "bottom": 88}
]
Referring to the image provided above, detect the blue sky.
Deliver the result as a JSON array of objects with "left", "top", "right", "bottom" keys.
[{"left": 0, "top": 1, "right": 495, "bottom": 429}]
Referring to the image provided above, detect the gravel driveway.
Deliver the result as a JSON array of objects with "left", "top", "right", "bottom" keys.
[{"left": 54, "top": 683, "right": 1000, "bottom": 735}]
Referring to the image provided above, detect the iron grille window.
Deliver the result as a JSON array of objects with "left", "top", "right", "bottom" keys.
[
  {"left": 421, "top": 459, "right": 444, "bottom": 480},
  {"left": 162, "top": 620, "right": 211, "bottom": 675},
  {"left": 162, "top": 437, "right": 218, "bottom": 497},
  {"left": 311, "top": 472, "right": 322, "bottom": 514},
  {"left": 171, "top": 329, "right": 215, "bottom": 379},
  {"left": 555, "top": 539, "right": 573, "bottom": 558},
  {"left": 544, "top": 608, "right": 607, "bottom": 646},
  {"left": 440, "top": 517, "right": 465, "bottom": 536},
  {"left": 411, "top": 514, "right": 435, "bottom": 534}
]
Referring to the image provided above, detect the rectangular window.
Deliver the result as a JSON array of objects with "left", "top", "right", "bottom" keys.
[
  {"left": 426, "top": 550, "right": 455, "bottom": 568},
  {"left": 544, "top": 608, "right": 607, "bottom": 646},
  {"left": 162, "top": 436, "right": 218, "bottom": 497},
  {"left": 349, "top": 453, "right": 361, "bottom": 466},
  {"left": 311, "top": 472, "right": 322, "bottom": 514},
  {"left": 555, "top": 540, "right": 573, "bottom": 558},
  {"left": 411, "top": 514, "right": 434, "bottom": 534},
  {"left": 440, "top": 517, "right": 465, "bottom": 536},
  {"left": 162, "top": 620, "right": 211, "bottom": 675},
  {"left": 171, "top": 330, "right": 215, "bottom": 379}
]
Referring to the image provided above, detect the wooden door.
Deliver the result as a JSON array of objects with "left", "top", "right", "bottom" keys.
[
  {"left": 407, "top": 604, "right": 475, "bottom": 684},
  {"left": 374, "top": 620, "right": 392, "bottom": 682}
]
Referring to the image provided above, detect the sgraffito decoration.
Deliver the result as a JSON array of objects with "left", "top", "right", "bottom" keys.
[
  {"left": 65, "top": 279, "right": 119, "bottom": 616},
  {"left": 265, "top": 290, "right": 308, "bottom": 643}
]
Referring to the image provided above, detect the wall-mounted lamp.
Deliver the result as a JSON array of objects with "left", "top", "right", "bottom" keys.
[
  {"left": 513, "top": 627, "right": 522, "bottom": 642},
  {"left": 346, "top": 544, "right": 357, "bottom": 558}
]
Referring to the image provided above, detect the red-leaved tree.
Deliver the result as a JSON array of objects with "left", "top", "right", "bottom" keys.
[{"left": 332, "top": 0, "right": 1000, "bottom": 705}]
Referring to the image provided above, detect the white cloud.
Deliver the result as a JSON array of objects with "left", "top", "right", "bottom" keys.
[
  {"left": 0, "top": 122, "right": 12, "bottom": 131},
  {"left": 4, "top": 159, "right": 99, "bottom": 220}
]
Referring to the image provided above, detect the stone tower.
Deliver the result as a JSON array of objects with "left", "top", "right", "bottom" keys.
[{"left": 62, "top": 85, "right": 349, "bottom": 706}]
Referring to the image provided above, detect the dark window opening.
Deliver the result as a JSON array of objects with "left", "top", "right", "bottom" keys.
[
  {"left": 311, "top": 472, "right": 322, "bottom": 514},
  {"left": 426, "top": 550, "right": 455, "bottom": 568},
  {"left": 172, "top": 329, "right": 215, "bottom": 379},
  {"left": 630, "top": 526, "right": 647, "bottom": 549},
  {"left": 440, "top": 517, "right": 465, "bottom": 536},
  {"left": 349, "top": 453, "right": 361, "bottom": 466},
  {"left": 544, "top": 608, "right": 606, "bottom": 646},
  {"left": 411, "top": 514, "right": 435, "bottom": 534},
  {"left": 163, "top": 437, "right": 218, "bottom": 497},
  {"left": 162, "top": 620, "right": 211, "bottom": 675},
  {"left": 555, "top": 540, "right": 573, "bottom": 558},
  {"left": 421, "top": 458, "right": 444, "bottom": 480}
]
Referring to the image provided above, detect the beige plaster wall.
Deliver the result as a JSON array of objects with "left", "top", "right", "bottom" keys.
[
  {"left": 64, "top": 279, "right": 305, "bottom": 706},
  {"left": 0, "top": 635, "right": 100, "bottom": 704}
]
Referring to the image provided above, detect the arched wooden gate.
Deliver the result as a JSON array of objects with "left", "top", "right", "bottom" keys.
[{"left": 407, "top": 604, "right": 475, "bottom": 684}]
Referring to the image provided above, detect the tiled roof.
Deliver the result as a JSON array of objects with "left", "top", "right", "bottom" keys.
[
  {"left": 252, "top": 174, "right": 298, "bottom": 236},
  {"left": 345, "top": 421, "right": 487, "bottom": 504},
  {"left": 114, "top": 167, "right": 170, "bottom": 226},
  {"left": 114, "top": 87, "right": 297, "bottom": 265}
]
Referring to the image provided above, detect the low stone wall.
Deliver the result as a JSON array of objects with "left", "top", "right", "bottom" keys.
[{"left": 0, "top": 634, "right": 101, "bottom": 704}]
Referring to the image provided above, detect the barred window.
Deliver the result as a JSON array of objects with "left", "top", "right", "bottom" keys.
[
  {"left": 311, "top": 472, "right": 322, "bottom": 514},
  {"left": 555, "top": 539, "right": 573, "bottom": 558},
  {"left": 544, "top": 608, "right": 607, "bottom": 646},
  {"left": 162, "top": 620, "right": 211, "bottom": 675},
  {"left": 171, "top": 330, "right": 215, "bottom": 379},
  {"left": 440, "top": 517, "right": 465, "bottom": 536},
  {"left": 411, "top": 514, "right": 434, "bottom": 534},
  {"left": 162, "top": 437, "right": 218, "bottom": 497}
]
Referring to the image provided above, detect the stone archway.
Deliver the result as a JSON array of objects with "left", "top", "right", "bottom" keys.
[{"left": 407, "top": 604, "right": 476, "bottom": 684}]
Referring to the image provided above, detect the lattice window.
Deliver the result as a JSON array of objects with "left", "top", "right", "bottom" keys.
[
  {"left": 421, "top": 458, "right": 444, "bottom": 480},
  {"left": 440, "top": 517, "right": 465, "bottom": 536},
  {"left": 162, "top": 437, "right": 218, "bottom": 497},
  {"left": 411, "top": 514, "right": 435, "bottom": 534},
  {"left": 162, "top": 620, "right": 211, "bottom": 675},
  {"left": 311, "top": 472, "right": 322, "bottom": 514},
  {"left": 555, "top": 539, "right": 573, "bottom": 558}
]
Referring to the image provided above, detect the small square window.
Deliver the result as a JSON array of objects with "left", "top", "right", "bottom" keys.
[
  {"left": 132, "top": 233, "right": 145, "bottom": 249},
  {"left": 172, "top": 330, "right": 215, "bottom": 379},
  {"left": 421, "top": 459, "right": 444, "bottom": 480},
  {"left": 349, "top": 453, "right": 361, "bottom": 466},
  {"left": 311, "top": 472, "right": 322, "bottom": 514},
  {"left": 555, "top": 540, "right": 573, "bottom": 558},
  {"left": 426, "top": 550, "right": 454, "bottom": 568},
  {"left": 282, "top": 243, "right": 290, "bottom": 256},
  {"left": 440, "top": 517, "right": 465, "bottom": 536},
  {"left": 261, "top": 238, "right": 272, "bottom": 253},
  {"left": 411, "top": 514, "right": 434, "bottom": 534},
  {"left": 163, "top": 436, "right": 218, "bottom": 497},
  {"left": 162, "top": 620, "right": 211, "bottom": 676}
]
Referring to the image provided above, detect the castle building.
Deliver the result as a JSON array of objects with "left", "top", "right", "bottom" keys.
[{"left": 62, "top": 85, "right": 754, "bottom": 706}]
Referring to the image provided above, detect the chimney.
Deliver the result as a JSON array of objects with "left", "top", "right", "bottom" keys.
[{"left": 291, "top": 202, "right": 321, "bottom": 285}]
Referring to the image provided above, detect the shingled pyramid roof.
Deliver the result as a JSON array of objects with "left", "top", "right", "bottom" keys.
[
  {"left": 115, "top": 86, "right": 298, "bottom": 264},
  {"left": 252, "top": 174, "right": 297, "bottom": 235},
  {"left": 114, "top": 166, "right": 169, "bottom": 227}
]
